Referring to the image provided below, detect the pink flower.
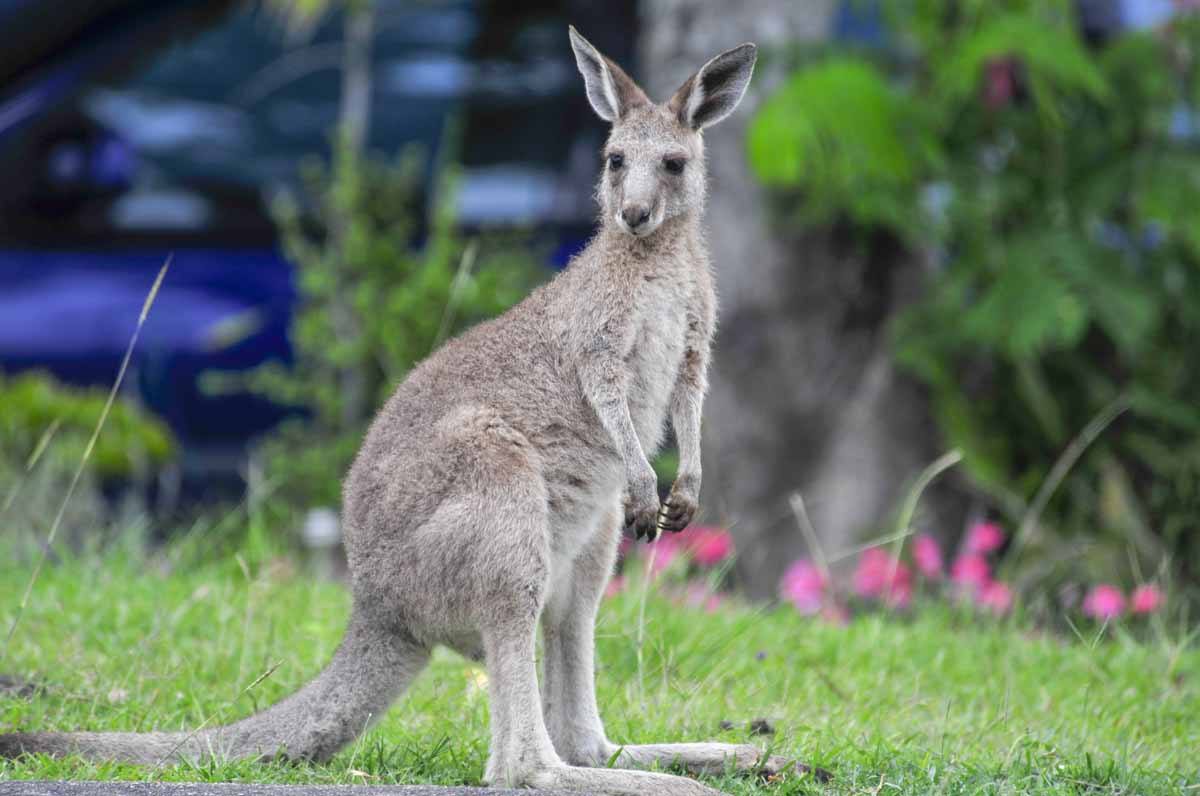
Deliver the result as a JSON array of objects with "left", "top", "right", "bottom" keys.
[
  {"left": 684, "top": 580, "right": 709, "bottom": 608},
  {"left": 687, "top": 527, "right": 734, "bottom": 568},
  {"left": 885, "top": 577, "right": 913, "bottom": 609},
  {"left": 984, "top": 58, "right": 1017, "bottom": 110},
  {"left": 951, "top": 554, "right": 992, "bottom": 595},
  {"left": 681, "top": 581, "right": 726, "bottom": 613},
  {"left": 644, "top": 534, "right": 683, "bottom": 577},
  {"left": 853, "top": 548, "right": 890, "bottom": 598},
  {"left": 965, "top": 521, "right": 1006, "bottom": 554},
  {"left": 1130, "top": 584, "right": 1164, "bottom": 615},
  {"left": 604, "top": 575, "right": 626, "bottom": 599},
  {"left": 1082, "top": 584, "right": 1126, "bottom": 621},
  {"left": 820, "top": 601, "right": 850, "bottom": 625},
  {"left": 978, "top": 581, "right": 1013, "bottom": 616},
  {"left": 780, "top": 559, "right": 827, "bottom": 615},
  {"left": 913, "top": 534, "right": 944, "bottom": 579},
  {"left": 854, "top": 548, "right": 912, "bottom": 607}
]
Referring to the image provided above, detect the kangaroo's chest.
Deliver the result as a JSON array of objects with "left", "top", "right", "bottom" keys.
[{"left": 625, "top": 274, "right": 695, "bottom": 454}]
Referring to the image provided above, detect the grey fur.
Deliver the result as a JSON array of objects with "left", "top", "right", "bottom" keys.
[{"left": 1, "top": 28, "right": 815, "bottom": 796}]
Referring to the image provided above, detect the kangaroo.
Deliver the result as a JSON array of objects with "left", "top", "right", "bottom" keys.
[{"left": 1, "top": 27, "right": 812, "bottom": 796}]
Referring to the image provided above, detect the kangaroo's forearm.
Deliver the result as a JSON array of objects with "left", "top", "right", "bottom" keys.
[
  {"left": 670, "top": 330, "right": 712, "bottom": 488},
  {"left": 658, "top": 367, "right": 706, "bottom": 535},
  {"left": 671, "top": 388, "right": 704, "bottom": 487},
  {"left": 580, "top": 361, "right": 653, "bottom": 479}
]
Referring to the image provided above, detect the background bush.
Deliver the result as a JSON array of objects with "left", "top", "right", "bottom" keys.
[
  {"left": 0, "top": 370, "right": 174, "bottom": 481},
  {"left": 0, "top": 370, "right": 175, "bottom": 548}
]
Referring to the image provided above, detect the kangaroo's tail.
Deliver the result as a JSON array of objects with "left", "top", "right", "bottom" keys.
[{"left": 0, "top": 613, "right": 429, "bottom": 765}]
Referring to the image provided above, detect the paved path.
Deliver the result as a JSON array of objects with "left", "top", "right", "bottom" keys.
[{"left": 0, "top": 782, "right": 585, "bottom": 796}]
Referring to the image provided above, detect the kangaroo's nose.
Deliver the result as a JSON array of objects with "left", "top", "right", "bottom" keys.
[{"left": 621, "top": 204, "right": 651, "bottom": 230}]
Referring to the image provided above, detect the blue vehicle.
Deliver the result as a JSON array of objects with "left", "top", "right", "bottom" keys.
[{"left": 0, "top": 0, "right": 634, "bottom": 500}]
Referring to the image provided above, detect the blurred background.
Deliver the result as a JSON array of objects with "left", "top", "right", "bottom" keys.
[{"left": 2, "top": 0, "right": 1197, "bottom": 613}]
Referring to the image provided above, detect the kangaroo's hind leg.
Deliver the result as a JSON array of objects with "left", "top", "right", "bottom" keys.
[
  {"left": 479, "top": 547, "right": 725, "bottom": 796},
  {"left": 457, "top": 487, "right": 720, "bottom": 793},
  {"left": 540, "top": 504, "right": 827, "bottom": 784},
  {"left": 540, "top": 503, "right": 621, "bottom": 767}
]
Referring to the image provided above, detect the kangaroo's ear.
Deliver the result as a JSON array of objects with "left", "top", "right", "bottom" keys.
[
  {"left": 569, "top": 25, "right": 648, "bottom": 122},
  {"left": 668, "top": 43, "right": 757, "bottom": 131}
]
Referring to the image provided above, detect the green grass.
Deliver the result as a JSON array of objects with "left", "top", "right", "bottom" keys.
[{"left": 1, "top": 546, "right": 1198, "bottom": 794}]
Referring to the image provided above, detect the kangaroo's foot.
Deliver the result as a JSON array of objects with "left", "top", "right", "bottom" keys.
[
  {"left": 529, "top": 763, "right": 727, "bottom": 795},
  {"left": 602, "top": 741, "right": 832, "bottom": 782}
]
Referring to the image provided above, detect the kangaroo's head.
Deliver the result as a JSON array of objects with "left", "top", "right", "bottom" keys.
[{"left": 569, "top": 27, "right": 757, "bottom": 238}]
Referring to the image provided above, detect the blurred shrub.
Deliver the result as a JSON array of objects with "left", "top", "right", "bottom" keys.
[
  {"left": 246, "top": 136, "right": 540, "bottom": 511},
  {"left": 0, "top": 370, "right": 174, "bottom": 479},
  {"left": 0, "top": 370, "right": 174, "bottom": 548},
  {"left": 750, "top": 2, "right": 1200, "bottom": 585}
]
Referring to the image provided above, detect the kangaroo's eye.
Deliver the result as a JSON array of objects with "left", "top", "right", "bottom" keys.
[
  {"left": 608, "top": 153, "right": 624, "bottom": 170},
  {"left": 663, "top": 157, "right": 686, "bottom": 175}
]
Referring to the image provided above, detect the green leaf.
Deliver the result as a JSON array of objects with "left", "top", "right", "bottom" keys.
[
  {"left": 747, "top": 57, "right": 935, "bottom": 230},
  {"left": 1133, "top": 153, "right": 1200, "bottom": 257},
  {"left": 960, "top": 257, "right": 1087, "bottom": 357}
]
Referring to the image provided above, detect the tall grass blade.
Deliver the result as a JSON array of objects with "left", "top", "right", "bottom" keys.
[
  {"left": 1009, "top": 395, "right": 1130, "bottom": 562},
  {"left": 884, "top": 449, "right": 962, "bottom": 606},
  {"left": 825, "top": 450, "right": 963, "bottom": 565}
]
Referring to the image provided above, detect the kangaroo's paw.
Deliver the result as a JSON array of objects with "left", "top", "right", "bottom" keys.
[{"left": 657, "top": 480, "right": 698, "bottom": 534}]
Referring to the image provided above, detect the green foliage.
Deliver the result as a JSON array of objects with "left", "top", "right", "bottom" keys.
[
  {"left": 246, "top": 136, "right": 540, "bottom": 510},
  {"left": 0, "top": 371, "right": 174, "bottom": 550},
  {"left": 750, "top": 3, "right": 1200, "bottom": 582},
  {"left": 933, "top": 11, "right": 1109, "bottom": 108},
  {"left": 0, "top": 370, "right": 173, "bottom": 480},
  {"left": 749, "top": 58, "right": 933, "bottom": 230}
]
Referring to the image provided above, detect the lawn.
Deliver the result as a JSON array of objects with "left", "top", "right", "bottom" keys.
[{"left": 1, "top": 543, "right": 1197, "bottom": 795}]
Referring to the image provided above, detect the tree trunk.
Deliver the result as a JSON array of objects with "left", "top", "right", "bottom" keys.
[{"left": 639, "top": 0, "right": 958, "bottom": 599}]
